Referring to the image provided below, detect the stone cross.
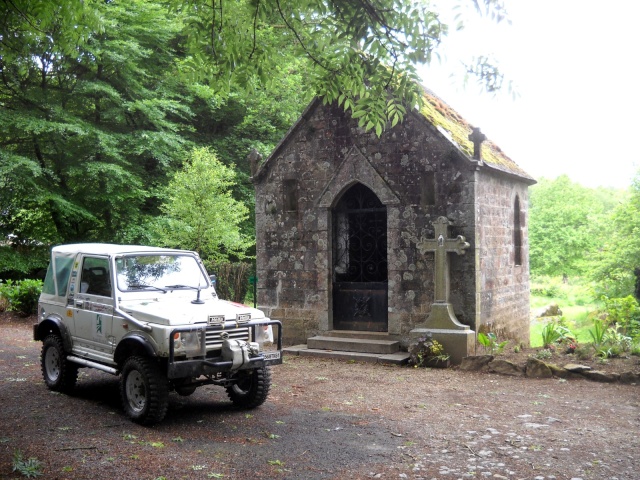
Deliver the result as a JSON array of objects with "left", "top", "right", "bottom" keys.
[
  {"left": 417, "top": 217, "right": 470, "bottom": 303},
  {"left": 468, "top": 127, "right": 486, "bottom": 160}
]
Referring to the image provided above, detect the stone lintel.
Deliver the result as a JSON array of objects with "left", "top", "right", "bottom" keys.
[
  {"left": 409, "top": 327, "right": 475, "bottom": 365},
  {"left": 421, "top": 302, "right": 470, "bottom": 330}
]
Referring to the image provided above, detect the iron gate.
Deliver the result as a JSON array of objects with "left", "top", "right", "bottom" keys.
[{"left": 332, "top": 183, "right": 388, "bottom": 331}]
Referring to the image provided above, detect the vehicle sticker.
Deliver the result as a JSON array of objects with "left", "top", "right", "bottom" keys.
[
  {"left": 71, "top": 271, "right": 77, "bottom": 277},
  {"left": 69, "top": 282, "right": 75, "bottom": 293},
  {"left": 66, "top": 309, "right": 73, "bottom": 318},
  {"left": 96, "top": 315, "right": 103, "bottom": 334},
  {"left": 92, "top": 303, "right": 112, "bottom": 314}
]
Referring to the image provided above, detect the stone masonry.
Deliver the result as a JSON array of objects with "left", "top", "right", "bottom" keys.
[{"left": 252, "top": 94, "right": 534, "bottom": 356}]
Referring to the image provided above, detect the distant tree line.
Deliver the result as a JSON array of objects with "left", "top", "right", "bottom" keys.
[{"left": 529, "top": 173, "right": 640, "bottom": 299}]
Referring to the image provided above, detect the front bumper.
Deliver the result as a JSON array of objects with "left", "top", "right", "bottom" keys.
[{"left": 167, "top": 320, "right": 283, "bottom": 379}]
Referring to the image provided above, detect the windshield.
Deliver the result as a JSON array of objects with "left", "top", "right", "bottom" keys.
[{"left": 115, "top": 254, "right": 209, "bottom": 292}]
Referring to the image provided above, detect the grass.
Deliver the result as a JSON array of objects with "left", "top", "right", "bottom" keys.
[{"left": 529, "top": 275, "right": 601, "bottom": 348}]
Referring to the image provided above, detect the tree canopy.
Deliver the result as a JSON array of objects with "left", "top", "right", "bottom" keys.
[
  {"left": 589, "top": 173, "right": 640, "bottom": 298},
  {"left": 0, "top": 0, "right": 516, "bottom": 277},
  {"left": 152, "top": 147, "right": 252, "bottom": 262},
  {"left": 528, "top": 176, "right": 622, "bottom": 279}
]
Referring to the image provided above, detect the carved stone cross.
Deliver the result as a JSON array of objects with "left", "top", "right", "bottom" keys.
[
  {"left": 417, "top": 217, "right": 470, "bottom": 303},
  {"left": 468, "top": 127, "right": 486, "bottom": 160},
  {"left": 415, "top": 216, "right": 470, "bottom": 330}
]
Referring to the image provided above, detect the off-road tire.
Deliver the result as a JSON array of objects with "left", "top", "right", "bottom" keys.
[
  {"left": 225, "top": 366, "right": 271, "bottom": 408},
  {"left": 120, "top": 356, "right": 169, "bottom": 425},
  {"left": 41, "top": 334, "right": 78, "bottom": 393}
]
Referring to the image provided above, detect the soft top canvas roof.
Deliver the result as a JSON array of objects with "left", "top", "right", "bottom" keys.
[{"left": 51, "top": 244, "right": 196, "bottom": 256}]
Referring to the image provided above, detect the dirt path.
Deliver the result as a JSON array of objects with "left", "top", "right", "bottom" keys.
[{"left": 1, "top": 319, "right": 638, "bottom": 480}]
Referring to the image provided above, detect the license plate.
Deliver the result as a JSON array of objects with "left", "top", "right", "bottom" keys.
[
  {"left": 208, "top": 315, "right": 225, "bottom": 325},
  {"left": 262, "top": 351, "right": 281, "bottom": 361}
]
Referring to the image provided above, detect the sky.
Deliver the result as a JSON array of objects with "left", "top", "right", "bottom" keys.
[{"left": 419, "top": 0, "right": 638, "bottom": 189}]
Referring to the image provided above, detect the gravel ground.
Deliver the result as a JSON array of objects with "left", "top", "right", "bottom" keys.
[{"left": 1, "top": 318, "right": 639, "bottom": 480}]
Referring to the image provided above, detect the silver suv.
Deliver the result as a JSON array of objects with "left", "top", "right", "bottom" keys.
[{"left": 33, "top": 244, "right": 282, "bottom": 424}]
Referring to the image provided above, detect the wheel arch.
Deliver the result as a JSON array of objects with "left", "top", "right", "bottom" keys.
[
  {"left": 114, "top": 334, "right": 157, "bottom": 367},
  {"left": 34, "top": 315, "right": 73, "bottom": 352}
]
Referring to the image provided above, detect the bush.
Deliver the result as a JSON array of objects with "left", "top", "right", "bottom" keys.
[
  {"left": 0, "top": 279, "right": 43, "bottom": 316},
  {"left": 408, "top": 333, "right": 450, "bottom": 367},
  {"left": 600, "top": 295, "right": 640, "bottom": 340},
  {"left": 205, "top": 262, "right": 252, "bottom": 304}
]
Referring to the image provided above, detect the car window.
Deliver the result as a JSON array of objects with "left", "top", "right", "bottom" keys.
[
  {"left": 115, "top": 254, "right": 208, "bottom": 291},
  {"left": 80, "top": 257, "right": 112, "bottom": 297}
]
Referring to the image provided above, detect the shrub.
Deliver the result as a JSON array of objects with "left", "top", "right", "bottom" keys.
[
  {"left": 540, "top": 320, "right": 574, "bottom": 348},
  {"left": 600, "top": 295, "right": 640, "bottom": 340},
  {"left": 12, "top": 450, "right": 43, "bottom": 478},
  {"left": 205, "top": 262, "right": 252, "bottom": 304},
  {"left": 0, "top": 279, "right": 43, "bottom": 316},
  {"left": 477, "top": 332, "right": 508, "bottom": 354},
  {"left": 408, "top": 334, "right": 450, "bottom": 367},
  {"left": 535, "top": 348, "right": 553, "bottom": 360}
]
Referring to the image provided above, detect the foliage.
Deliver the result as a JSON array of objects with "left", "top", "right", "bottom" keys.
[
  {"left": 2, "top": 0, "right": 509, "bottom": 141},
  {"left": 588, "top": 171, "right": 640, "bottom": 297},
  {"left": 535, "top": 348, "right": 553, "bottom": 360},
  {"left": 477, "top": 332, "right": 508, "bottom": 355},
  {"left": 12, "top": 450, "right": 43, "bottom": 478},
  {"left": 0, "top": 0, "right": 191, "bottom": 258},
  {"left": 540, "top": 320, "right": 574, "bottom": 349},
  {"left": 0, "top": 246, "right": 49, "bottom": 280},
  {"left": 207, "top": 262, "right": 253, "bottom": 303},
  {"left": 0, "top": 0, "right": 308, "bottom": 262},
  {"left": 600, "top": 295, "right": 640, "bottom": 340},
  {"left": 408, "top": 334, "right": 450, "bottom": 367},
  {"left": 588, "top": 319, "right": 632, "bottom": 359},
  {"left": 588, "top": 319, "right": 607, "bottom": 349},
  {"left": 152, "top": 148, "right": 252, "bottom": 262},
  {"left": 528, "top": 176, "right": 621, "bottom": 278},
  {"left": 0, "top": 280, "right": 43, "bottom": 316}
]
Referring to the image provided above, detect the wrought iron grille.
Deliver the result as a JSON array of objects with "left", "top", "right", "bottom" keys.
[{"left": 333, "top": 183, "right": 387, "bottom": 283}]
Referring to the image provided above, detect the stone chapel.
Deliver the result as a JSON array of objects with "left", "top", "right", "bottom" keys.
[{"left": 251, "top": 88, "right": 536, "bottom": 363}]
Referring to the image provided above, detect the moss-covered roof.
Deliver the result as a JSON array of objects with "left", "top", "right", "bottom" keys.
[{"left": 419, "top": 88, "right": 534, "bottom": 182}]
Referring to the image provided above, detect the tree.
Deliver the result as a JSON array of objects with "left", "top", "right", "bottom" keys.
[
  {"left": 528, "top": 176, "right": 620, "bottom": 278},
  {"left": 3, "top": 0, "right": 508, "bottom": 136},
  {"left": 1, "top": 1, "right": 188, "bottom": 248},
  {"left": 152, "top": 147, "right": 252, "bottom": 262},
  {"left": 589, "top": 172, "right": 640, "bottom": 298},
  {"left": 1, "top": 0, "right": 508, "bottom": 277}
]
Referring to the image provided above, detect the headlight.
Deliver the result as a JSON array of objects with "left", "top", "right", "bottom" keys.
[{"left": 173, "top": 329, "right": 205, "bottom": 358}]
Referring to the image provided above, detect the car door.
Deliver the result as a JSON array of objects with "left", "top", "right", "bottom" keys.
[{"left": 71, "top": 255, "right": 115, "bottom": 363}]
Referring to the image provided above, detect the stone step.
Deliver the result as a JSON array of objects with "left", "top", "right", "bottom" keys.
[
  {"left": 283, "top": 345, "right": 410, "bottom": 365},
  {"left": 307, "top": 335, "right": 400, "bottom": 354}
]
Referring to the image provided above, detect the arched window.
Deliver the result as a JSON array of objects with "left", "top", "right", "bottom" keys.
[{"left": 514, "top": 195, "right": 522, "bottom": 266}]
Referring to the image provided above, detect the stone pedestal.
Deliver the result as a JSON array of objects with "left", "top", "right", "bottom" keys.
[{"left": 409, "top": 326, "right": 475, "bottom": 365}]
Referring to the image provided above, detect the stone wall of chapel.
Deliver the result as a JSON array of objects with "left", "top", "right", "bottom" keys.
[
  {"left": 475, "top": 170, "right": 531, "bottom": 345},
  {"left": 254, "top": 103, "right": 480, "bottom": 346}
]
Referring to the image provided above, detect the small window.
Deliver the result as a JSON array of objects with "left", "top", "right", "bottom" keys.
[
  {"left": 284, "top": 179, "right": 298, "bottom": 212},
  {"left": 421, "top": 172, "right": 435, "bottom": 207},
  {"left": 80, "top": 257, "right": 112, "bottom": 297},
  {"left": 514, "top": 196, "right": 522, "bottom": 266}
]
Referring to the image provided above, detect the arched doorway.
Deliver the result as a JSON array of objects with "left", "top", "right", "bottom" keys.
[{"left": 332, "top": 183, "right": 388, "bottom": 331}]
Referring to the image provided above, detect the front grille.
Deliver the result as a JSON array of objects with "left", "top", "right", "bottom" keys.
[{"left": 205, "top": 326, "right": 250, "bottom": 350}]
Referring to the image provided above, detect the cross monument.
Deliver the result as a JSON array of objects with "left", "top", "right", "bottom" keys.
[
  {"left": 411, "top": 216, "right": 475, "bottom": 362},
  {"left": 468, "top": 127, "right": 486, "bottom": 160}
]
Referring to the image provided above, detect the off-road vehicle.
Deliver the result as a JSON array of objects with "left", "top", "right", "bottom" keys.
[{"left": 34, "top": 244, "right": 282, "bottom": 424}]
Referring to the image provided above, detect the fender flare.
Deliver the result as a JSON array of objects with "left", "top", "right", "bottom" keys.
[
  {"left": 35, "top": 315, "right": 73, "bottom": 352},
  {"left": 114, "top": 333, "right": 157, "bottom": 366}
]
